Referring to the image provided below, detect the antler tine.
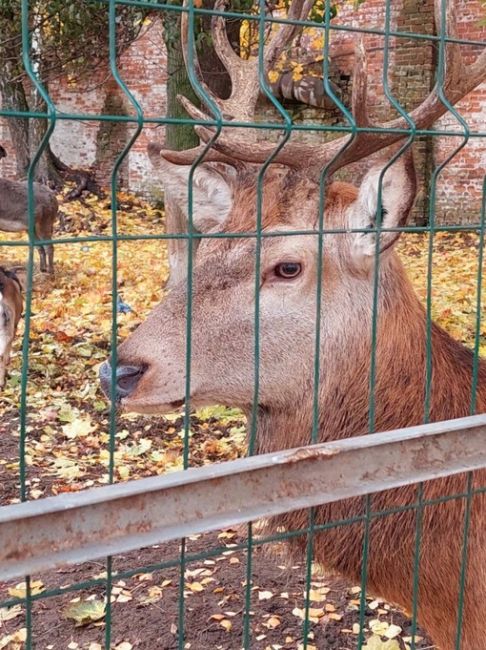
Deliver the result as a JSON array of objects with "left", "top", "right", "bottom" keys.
[
  {"left": 211, "top": 0, "right": 253, "bottom": 75},
  {"left": 177, "top": 93, "right": 214, "bottom": 123},
  {"left": 432, "top": 0, "right": 486, "bottom": 105},
  {"left": 168, "top": 0, "right": 486, "bottom": 176},
  {"left": 172, "top": 0, "right": 318, "bottom": 162},
  {"left": 160, "top": 143, "right": 247, "bottom": 168},
  {"left": 194, "top": 123, "right": 312, "bottom": 167},
  {"left": 434, "top": 0, "right": 463, "bottom": 96},
  {"left": 264, "top": 0, "right": 314, "bottom": 73},
  {"left": 179, "top": 0, "right": 221, "bottom": 119},
  {"left": 351, "top": 37, "right": 370, "bottom": 128},
  {"left": 209, "top": 0, "right": 261, "bottom": 120}
]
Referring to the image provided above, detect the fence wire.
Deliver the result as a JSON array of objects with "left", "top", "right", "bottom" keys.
[{"left": 0, "top": 0, "right": 485, "bottom": 649}]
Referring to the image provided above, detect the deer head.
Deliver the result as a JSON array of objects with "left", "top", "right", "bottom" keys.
[{"left": 100, "top": 0, "right": 486, "bottom": 420}]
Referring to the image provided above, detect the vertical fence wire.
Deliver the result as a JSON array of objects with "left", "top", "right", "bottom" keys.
[
  {"left": 423, "top": 4, "right": 470, "bottom": 647},
  {"left": 19, "top": 0, "right": 57, "bottom": 645},
  {"left": 177, "top": 1, "right": 227, "bottom": 644},
  {"left": 106, "top": 2, "right": 145, "bottom": 646}
]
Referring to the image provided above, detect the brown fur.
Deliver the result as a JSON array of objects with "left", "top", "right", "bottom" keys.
[
  {"left": 111, "top": 163, "right": 486, "bottom": 649},
  {"left": 0, "top": 268, "right": 22, "bottom": 388},
  {"left": 0, "top": 179, "right": 58, "bottom": 273}
]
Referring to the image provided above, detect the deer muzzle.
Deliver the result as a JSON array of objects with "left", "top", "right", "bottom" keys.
[{"left": 99, "top": 361, "right": 146, "bottom": 401}]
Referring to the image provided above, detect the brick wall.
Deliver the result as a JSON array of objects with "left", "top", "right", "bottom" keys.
[
  {"left": 0, "top": 3, "right": 484, "bottom": 224},
  {"left": 306, "top": 0, "right": 485, "bottom": 225},
  {"left": 0, "top": 18, "right": 167, "bottom": 195}
]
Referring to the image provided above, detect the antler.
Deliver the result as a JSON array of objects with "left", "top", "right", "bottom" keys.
[
  {"left": 160, "top": 0, "right": 486, "bottom": 174},
  {"left": 157, "top": 0, "right": 313, "bottom": 164},
  {"left": 179, "top": 0, "right": 312, "bottom": 122}
]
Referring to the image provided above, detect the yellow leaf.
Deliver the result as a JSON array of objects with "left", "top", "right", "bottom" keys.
[
  {"left": 385, "top": 624, "right": 402, "bottom": 639},
  {"left": 268, "top": 70, "right": 280, "bottom": 84},
  {"left": 8, "top": 580, "right": 44, "bottom": 598},
  {"left": 61, "top": 416, "right": 95, "bottom": 439},
  {"left": 219, "top": 619, "right": 232, "bottom": 631},
  {"left": 64, "top": 599, "right": 106, "bottom": 626},
  {"left": 118, "top": 465, "right": 130, "bottom": 480},
  {"left": 306, "top": 588, "right": 327, "bottom": 602},
  {"left": 265, "top": 616, "right": 281, "bottom": 629},
  {"left": 0, "top": 628, "right": 27, "bottom": 650},
  {"left": 370, "top": 620, "right": 389, "bottom": 636},
  {"left": 363, "top": 636, "right": 401, "bottom": 650},
  {"left": 291, "top": 63, "right": 304, "bottom": 82},
  {"left": 0, "top": 605, "right": 22, "bottom": 622}
]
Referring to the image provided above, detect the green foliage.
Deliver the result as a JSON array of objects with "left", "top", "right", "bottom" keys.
[{"left": 0, "top": 0, "right": 153, "bottom": 85}]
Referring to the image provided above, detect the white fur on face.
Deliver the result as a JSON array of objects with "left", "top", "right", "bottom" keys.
[
  {"left": 0, "top": 292, "right": 11, "bottom": 356},
  {"left": 155, "top": 158, "right": 235, "bottom": 232},
  {"left": 349, "top": 156, "right": 416, "bottom": 260}
]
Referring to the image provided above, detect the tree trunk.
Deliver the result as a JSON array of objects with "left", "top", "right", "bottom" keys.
[
  {"left": 163, "top": 5, "right": 200, "bottom": 285},
  {"left": 162, "top": 2, "right": 237, "bottom": 284},
  {"left": 164, "top": 5, "right": 200, "bottom": 152},
  {"left": 28, "top": 88, "right": 62, "bottom": 187},
  {"left": 0, "top": 75, "right": 30, "bottom": 176}
]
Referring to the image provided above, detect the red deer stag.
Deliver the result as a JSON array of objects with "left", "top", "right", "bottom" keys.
[
  {"left": 100, "top": 1, "right": 486, "bottom": 647},
  {"left": 0, "top": 267, "right": 22, "bottom": 388}
]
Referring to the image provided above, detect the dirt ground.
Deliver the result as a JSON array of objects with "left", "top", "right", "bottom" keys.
[
  {"left": 0, "top": 528, "right": 433, "bottom": 650},
  {"left": 0, "top": 409, "right": 433, "bottom": 650}
]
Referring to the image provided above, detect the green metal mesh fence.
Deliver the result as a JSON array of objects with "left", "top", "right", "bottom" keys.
[{"left": 0, "top": 0, "right": 485, "bottom": 648}]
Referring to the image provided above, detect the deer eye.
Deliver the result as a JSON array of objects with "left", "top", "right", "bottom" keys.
[{"left": 274, "top": 262, "right": 302, "bottom": 279}]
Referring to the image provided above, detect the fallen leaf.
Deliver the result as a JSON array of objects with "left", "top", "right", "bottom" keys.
[
  {"left": 8, "top": 580, "right": 44, "bottom": 598},
  {"left": 0, "top": 628, "right": 27, "bottom": 650},
  {"left": 64, "top": 599, "right": 106, "bottom": 626},
  {"left": 61, "top": 416, "right": 95, "bottom": 439},
  {"left": 264, "top": 616, "right": 281, "bottom": 629},
  {"left": 363, "top": 636, "right": 401, "bottom": 650},
  {"left": 258, "top": 590, "right": 274, "bottom": 601},
  {"left": 0, "top": 605, "right": 22, "bottom": 623}
]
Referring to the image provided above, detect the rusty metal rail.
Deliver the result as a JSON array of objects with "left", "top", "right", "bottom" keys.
[{"left": 1, "top": 413, "right": 486, "bottom": 581}]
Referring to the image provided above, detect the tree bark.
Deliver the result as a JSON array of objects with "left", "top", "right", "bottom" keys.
[
  {"left": 163, "top": 5, "right": 201, "bottom": 284},
  {"left": 164, "top": 6, "right": 200, "bottom": 152},
  {"left": 28, "top": 87, "right": 62, "bottom": 187},
  {"left": 0, "top": 75, "right": 30, "bottom": 176}
]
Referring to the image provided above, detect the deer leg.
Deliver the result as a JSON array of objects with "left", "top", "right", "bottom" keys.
[
  {"left": 0, "top": 339, "right": 12, "bottom": 388},
  {"left": 0, "top": 356, "right": 5, "bottom": 388},
  {"left": 38, "top": 246, "right": 47, "bottom": 273},
  {"left": 46, "top": 244, "right": 54, "bottom": 274}
]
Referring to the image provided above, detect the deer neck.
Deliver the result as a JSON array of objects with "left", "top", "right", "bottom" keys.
[{"left": 254, "top": 256, "right": 486, "bottom": 456}]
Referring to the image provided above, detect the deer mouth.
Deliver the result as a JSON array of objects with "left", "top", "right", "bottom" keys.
[{"left": 118, "top": 392, "right": 187, "bottom": 416}]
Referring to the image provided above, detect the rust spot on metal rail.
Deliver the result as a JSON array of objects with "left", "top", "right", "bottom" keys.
[{"left": 283, "top": 445, "right": 340, "bottom": 464}]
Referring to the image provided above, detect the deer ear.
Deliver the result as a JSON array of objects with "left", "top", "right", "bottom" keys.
[
  {"left": 350, "top": 152, "right": 417, "bottom": 259},
  {"left": 151, "top": 152, "right": 234, "bottom": 232}
]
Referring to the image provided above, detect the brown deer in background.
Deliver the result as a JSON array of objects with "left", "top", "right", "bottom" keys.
[
  {"left": 0, "top": 267, "right": 22, "bottom": 388},
  {"left": 0, "top": 146, "right": 58, "bottom": 273},
  {"left": 100, "top": 1, "right": 486, "bottom": 647}
]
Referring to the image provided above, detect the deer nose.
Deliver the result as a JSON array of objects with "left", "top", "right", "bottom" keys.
[{"left": 99, "top": 361, "right": 145, "bottom": 400}]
